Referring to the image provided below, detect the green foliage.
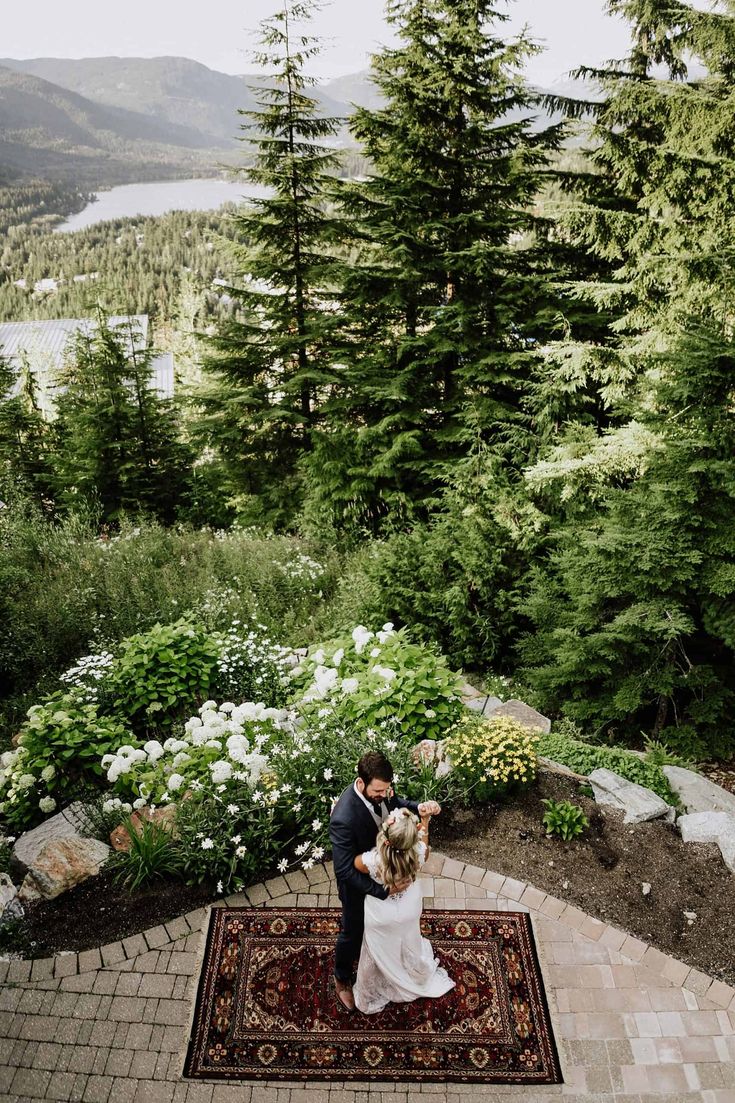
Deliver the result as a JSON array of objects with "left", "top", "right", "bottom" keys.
[
  {"left": 0, "top": 513, "right": 337, "bottom": 716},
  {"left": 199, "top": 0, "right": 343, "bottom": 527},
  {"left": 442, "top": 715, "right": 539, "bottom": 804},
  {"left": 643, "top": 733, "right": 703, "bottom": 771},
  {"left": 110, "top": 619, "right": 220, "bottom": 731},
  {"left": 518, "top": 0, "right": 735, "bottom": 760},
  {"left": 541, "top": 798, "right": 589, "bottom": 841},
  {"left": 537, "top": 731, "right": 676, "bottom": 804},
  {"left": 52, "top": 313, "right": 193, "bottom": 525},
  {"left": 111, "top": 817, "right": 183, "bottom": 890},
  {"left": 0, "top": 693, "right": 130, "bottom": 829},
  {"left": 307, "top": 0, "right": 564, "bottom": 528},
  {"left": 319, "top": 452, "right": 544, "bottom": 668},
  {"left": 173, "top": 782, "right": 282, "bottom": 892},
  {"left": 288, "top": 625, "right": 464, "bottom": 742}
]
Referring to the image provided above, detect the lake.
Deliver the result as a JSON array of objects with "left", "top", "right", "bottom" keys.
[{"left": 57, "top": 178, "right": 270, "bottom": 232}]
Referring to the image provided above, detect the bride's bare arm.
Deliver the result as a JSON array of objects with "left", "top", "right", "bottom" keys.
[
  {"left": 418, "top": 814, "right": 432, "bottom": 860},
  {"left": 354, "top": 854, "right": 369, "bottom": 873}
]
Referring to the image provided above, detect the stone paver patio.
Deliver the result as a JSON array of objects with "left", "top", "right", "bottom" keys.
[{"left": 1, "top": 852, "right": 734, "bottom": 1103}]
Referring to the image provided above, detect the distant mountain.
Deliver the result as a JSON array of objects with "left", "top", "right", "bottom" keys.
[
  {"left": 0, "top": 56, "right": 357, "bottom": 147},
  {"left": 0, "top": 64, "right": 234, "bottom": 186},
  {"left": 319, "top": 70, "right": 383, "bottom": 112}
]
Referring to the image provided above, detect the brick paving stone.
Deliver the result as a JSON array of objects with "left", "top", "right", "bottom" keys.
[
  {"left": 686, "top": 968, "right": 716, "bottom": 999},
  {"left": 167, "top": 952, "right": 198, "bottom": 976},
  {"left": 7, "top": 959, "right": 32, "bottom": 983},
  {"left": 54, "top": 954, "right": 79, "bottom": 980},
  {"left": 143, "top": 925, "right": 170, "bottom": 951},
  {"left": 246, "top": 883, "right": 270, "bottom": 905},
  {"left": 164, "top": 916, "right": 191, "bottom": 943},
  {"left": 121, "top": 934, "right": 148, "bottom": 960},
  {"left": 284, "top": 870, "right": 310, "bottom": 893},
  {"left": 183, "top": 908, "right": 208, "bottom": 931}
]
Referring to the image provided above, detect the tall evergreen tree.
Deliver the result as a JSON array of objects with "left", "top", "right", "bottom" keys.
[
  {"left": 198, "top": 0, "right": 343, "bottom": 526},
  {"left": 0, "top": 352, "right": 56, "bottom": 509},
  {"left": 53, "top": 313, "right": 191, "bottom": 523},
  {"left": 519, "top": 0, "right": 735, "bottom": 757},
  {"left": 307, "top": 0, "right": 564, "bottom": 530}
]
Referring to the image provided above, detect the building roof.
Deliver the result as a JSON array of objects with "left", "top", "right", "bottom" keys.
[{"left": 0, "top": 315, "right": 173, "bottom": 413}]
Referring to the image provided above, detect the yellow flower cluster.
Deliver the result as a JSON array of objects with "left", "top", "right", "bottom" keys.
[{"left": 444, "top": 716, "right": 539, "bottom": 793}]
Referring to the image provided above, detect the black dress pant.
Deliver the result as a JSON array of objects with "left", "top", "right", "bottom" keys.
[{"left": 334, "top": 889, "right": 364, "bottom": 982}]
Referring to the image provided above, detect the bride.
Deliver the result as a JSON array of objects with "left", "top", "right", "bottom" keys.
[{"left": 352, "top": 806, "right": 455, "bottom": 1015}]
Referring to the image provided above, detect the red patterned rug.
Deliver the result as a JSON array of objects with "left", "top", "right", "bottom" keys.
[{"left": 185, "top": 907, "right": 562, "bottom": 1083}]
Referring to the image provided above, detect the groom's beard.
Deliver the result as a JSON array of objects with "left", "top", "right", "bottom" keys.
[{"left": 367, "top": 796, "right": 386, "bottom": 810}]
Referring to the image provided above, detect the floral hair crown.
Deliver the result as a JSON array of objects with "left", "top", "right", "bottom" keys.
[{"left": 380, "top": 807, "right": 420, "bottom": 849}]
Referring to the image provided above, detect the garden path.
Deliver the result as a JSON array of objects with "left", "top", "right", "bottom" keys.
[{"left": 1, "top": 852, "right": 734, "bottom": 1103}]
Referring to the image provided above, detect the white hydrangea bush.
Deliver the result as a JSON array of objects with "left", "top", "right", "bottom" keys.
[
  {"left": 103, "top": 699, "right": 292, "bottom": 805},
  {"left": 288, "top": 624, "right": 464, "bottom": 741}
]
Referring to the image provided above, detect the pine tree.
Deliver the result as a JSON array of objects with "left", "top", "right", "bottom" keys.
[
  {"left": 519, "top": 0, "right": 735, "bottom": 757},
  {"left": 307, "top": 0, "right": 564, "bottom": 530},
  {"left": 0, "top": 352, "right": 56, "bottom": 508},
  {"left": 198, "top": 0, "right": 343, "bottom": 526},
  {"left": 53, "top": 313, "right": 191, "bottom": 523}
]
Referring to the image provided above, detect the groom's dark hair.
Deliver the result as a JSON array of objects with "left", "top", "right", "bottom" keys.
[{"left": 357, "top": 750, "right": 394, "bottom": 786}]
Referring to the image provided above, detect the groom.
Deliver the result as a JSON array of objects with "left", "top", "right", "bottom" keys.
[{"left": 329, "top": 749, "right": 441, "bottom": 1011}]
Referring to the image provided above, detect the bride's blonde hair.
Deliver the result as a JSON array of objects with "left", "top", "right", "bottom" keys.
[{"left": 377, "top": 808, "right": 421, "bottom": 889}]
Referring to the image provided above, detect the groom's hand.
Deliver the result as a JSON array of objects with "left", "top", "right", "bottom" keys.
[
  {"left": 418, "top": 800, "right": 441, "bottom": 817},
  {"left": 388, "top": 878, "right": 412, "bottom": 896}
]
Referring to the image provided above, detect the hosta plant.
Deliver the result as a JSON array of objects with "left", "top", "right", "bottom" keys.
[
  {"left": 0, "top": 693, "right": 130, "bottom": 830},
  {"left": 541, "top": 798, "right": 589, "bottom": 841},
  {"left": 109, "top": 618, "right": 221, "bottom": 731}
]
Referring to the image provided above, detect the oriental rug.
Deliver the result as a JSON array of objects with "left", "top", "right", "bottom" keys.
[{"left": 185, "top": 907, "right": 562, "bottom": 1084}]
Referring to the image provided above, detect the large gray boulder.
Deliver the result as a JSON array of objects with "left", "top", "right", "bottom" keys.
[
  {"left": 0, "top": 873, "right": 22, "bottom": 926},
  {"left": 484, "top": 698, "right": 552, "bottom": 733},
  {"left": 588, "top": 768, "right": 675, "bottom": 824},
  {"left": 677, "top": 811, "right": 735, "bottom": 872},
  {"left": 12, "top": 802, "right": 89, "bottom": 876},
  {"left": 663, "top": 765, "right": 735, "bottom": 817},
  {"left": 465, "top": 694, "right": 502, "bottom": 715}
]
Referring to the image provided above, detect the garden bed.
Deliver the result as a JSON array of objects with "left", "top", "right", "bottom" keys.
[
  {"left": 433, "top": 772, "right": 735, "bottom": 988},
  {"left": 8, "top": 772, "right": 735, "bottom": 989}
]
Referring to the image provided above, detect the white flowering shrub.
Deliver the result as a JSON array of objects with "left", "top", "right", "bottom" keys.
[
  {"left": 59, "top": 651, "right": 116, "bottom": 706},
  {"left": 0, "top": 693, "right": 130, "bottom": 830},
  {"left": 288, "top": 625, "right": 464, "bottom": 741},
  {"left": 104, "top": 699, "right": 290, "bottom": 806},
  {"left": 269, "top": 712, "right": 454, "bottom": 862},
  {"left": 209, "top": 622, "right": 292, "bottom": 707}
]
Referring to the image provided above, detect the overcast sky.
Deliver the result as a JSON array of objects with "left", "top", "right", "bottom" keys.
[{"left": 3, "top": 0, "right": 634, "bottom": 85}]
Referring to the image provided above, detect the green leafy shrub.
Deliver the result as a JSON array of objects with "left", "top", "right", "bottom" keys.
[
  {"left": 537, "top": 731, "right": 676, "bottom": 804},
  {"left": 0, "top": 511, "right": 338, "bottom": 723},
  {"left": 110, "top": 619, "right": 220, "bottom": 731},
  {"left": 442, "top": 715, "right": 539, "bottom": 804},
  {"left": 174, "top": 784, "right": 283, "bottom": 892},
  {"left": 541, "top": 798, "right": 589, "bottom": 840},
  {"left": 288, "top": 625, "right": 463, "bottom": 742},
  {"left": 111, "top": 817, "right": 183, "bottom": 890},
  {"left": 0, "top": 693, "right": 130, "bottom": 829}
]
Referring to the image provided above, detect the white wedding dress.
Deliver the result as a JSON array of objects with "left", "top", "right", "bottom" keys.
[{"left": 353, "top": 842, "right": 455, "bottom": 1015}]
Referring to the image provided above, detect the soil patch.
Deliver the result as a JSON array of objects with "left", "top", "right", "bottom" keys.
[
  {"left": 433, "top": 772, "right": 735, "bottom": 987},
  {"left": 5, "top": 872, "right": 216, "bottom": 958}
]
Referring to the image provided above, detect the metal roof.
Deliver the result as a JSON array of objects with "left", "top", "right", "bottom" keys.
[
  {"left": 0, "top": 316, "right": 148, "bottom": 362},
  {"left": 0, "top": 315, "right": 174, "bottom": 413}
]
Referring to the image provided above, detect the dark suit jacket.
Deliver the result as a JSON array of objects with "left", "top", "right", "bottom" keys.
[{"left": 329, "top": 784, "right": 420, "bottom": 903}]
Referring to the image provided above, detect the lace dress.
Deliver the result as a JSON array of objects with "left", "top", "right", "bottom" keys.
[{"left": 353, "top": 842, "right": 455, "bottom": 1015}]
